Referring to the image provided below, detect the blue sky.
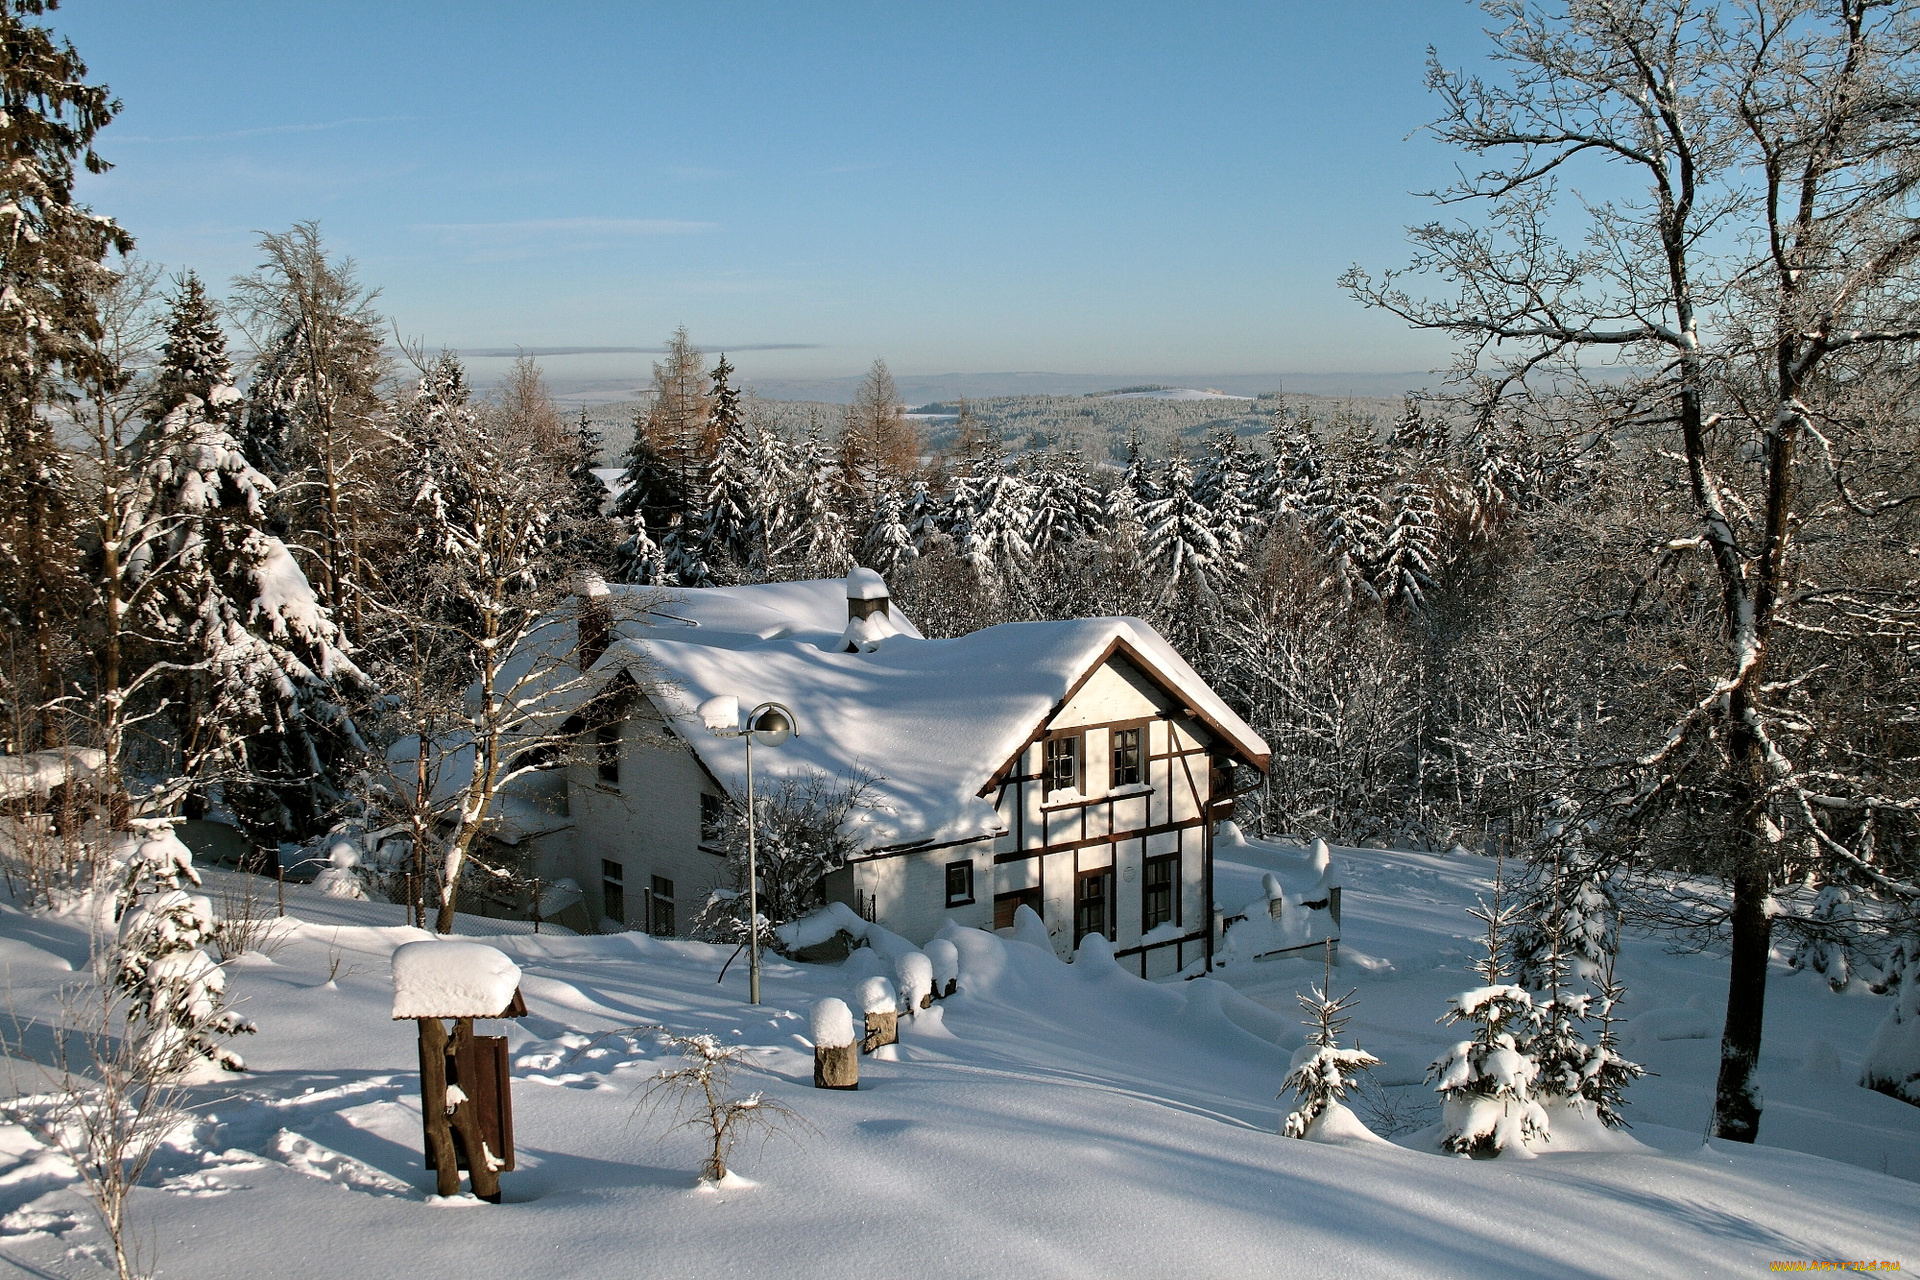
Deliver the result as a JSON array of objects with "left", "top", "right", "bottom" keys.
[{"left": 64, "top": 1, "right": 1489, "bottom": 383}]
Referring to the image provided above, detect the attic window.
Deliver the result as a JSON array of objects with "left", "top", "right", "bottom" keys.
[
  {"left": 1111, "top": 727, "right": 1142, "bottom": 787},
  {"left": 1044, "top": 735, "right": 1081, "bottom": 793}
]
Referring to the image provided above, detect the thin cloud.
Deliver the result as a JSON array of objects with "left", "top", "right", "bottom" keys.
[
  {"left": 116, "top": 115, "right": 420, "bottom": 144},
  {"left": 417, "top": 218, "right": 718, "bottom": 238},
  {"left": 447, "top": 344, "right": 823, "bottom": 357}
]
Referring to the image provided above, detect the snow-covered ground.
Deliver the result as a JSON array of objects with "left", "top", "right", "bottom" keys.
[
  {"left": 1102, "top": 387, "right": 1253, "bottom": 401},
  {"left": 0, "top": 845, "right": 1914, "bottom": 1279}
]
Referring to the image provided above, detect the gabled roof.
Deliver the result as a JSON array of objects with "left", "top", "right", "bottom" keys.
[{"left": 578, "top": 577, "right": 1269, "bottom": 852}]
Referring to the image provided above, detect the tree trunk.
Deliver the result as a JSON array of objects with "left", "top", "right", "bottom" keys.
[
  {"left": 813, "top": 1042, "right": 858, "bottom": 1090},
  {"left": 1712, "top": 858, "right": 1772, "bottom": 1142}
]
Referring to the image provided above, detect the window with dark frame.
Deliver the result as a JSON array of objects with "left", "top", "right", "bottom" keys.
[
  {"left": 699, "top": 793, "right": 725, "bottom": 844},
  {"left": 1142, "top": 853, "right": 1179, "bottom": 932},
  {"left": 1111, "top": 726, "right": 1142, "bottom": 787},
  {"left": 945, "top": 861, "right": 975, "bottom": 907},
  {"left": 1074, "top": 867, "right": 1114, "bottom": 944},
  {"left": 595, "top": 721, "right": 621, "bottom": 784},
  {"left": 1044, "top": 734, "right": 1081, "bottom": 793},
  {"left": 601, "top": 858, "right": 625, "bottom": 924},
  {"left": 649, "top": 875, "right": 676, "bottom": 936}
]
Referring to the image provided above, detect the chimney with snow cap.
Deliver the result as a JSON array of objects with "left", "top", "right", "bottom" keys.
[
  {"left": 845, "top": 567, "right": 890, "bottom": 622},
  {"left": 838, "top": 569, "right": 898, "bottom": 653}
]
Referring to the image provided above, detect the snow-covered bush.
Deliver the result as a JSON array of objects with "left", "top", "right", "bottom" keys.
[
  {"left": 1785, "top": 884, "right": 1860, "bottom": 992},
  {"left": 1280, "top": 981, "right": 1380, "bottom": 1139},
  {"left": 1862, "top": 944, "right": 1920, "bottom": 1106},
  {"left": 690, "top": 770, "right": 878, "bottom": 950},
  {"left": 113, "top": 827, "right": 256, "bottom": 1072},
  {"left": 1427, "top": 884, "right": 1546, "bottom": 1156}
]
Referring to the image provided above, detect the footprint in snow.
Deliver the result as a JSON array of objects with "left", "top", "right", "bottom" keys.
[{"left": 268, "top": 1130, "right": 417, "bottom": 1199}]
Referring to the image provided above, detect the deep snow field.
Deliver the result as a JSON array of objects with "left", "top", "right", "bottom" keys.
[{"left": 1, "top": 843, "right": 1916, "bottom": 1279}]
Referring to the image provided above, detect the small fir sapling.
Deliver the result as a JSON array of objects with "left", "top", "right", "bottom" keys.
[
  {"left": 925, "top": 937, "right": 960, "bottom": 997},
  {"left": 1785, "top": 884, "right": 1859, "bottom": 992},
  {"left": 112, "top": 826, "right": 256, "bottom": 1073},
  {"left": 896, "top": 950, "right": 934, "bottom": 1012},
  {"left": 634, "top": 1033, "right": 808, "bottom": 1182},
  {"left": 1582, "top": 947, "right": 1648, "bottom": 1128},
  {"left": 1280, "top": 949, "right": 1381, "bottom": 1139},
  {"left": 1427, "top": 866, "right": 1548, "bottom": 1156}
]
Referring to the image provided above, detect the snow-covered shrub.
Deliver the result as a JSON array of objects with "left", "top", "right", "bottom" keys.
[
  {"left": 1862, "top": 945, "right": 1920, "bottom": 1106},
  {"left": 690, "top": 770, "right": 878, "bottom": 950},
  {"left": 113, "top": 827, "right": 256, "bottom": 1072},
  {"left": 633, "top": 1033, "right": 808, "bottom": 1182},
  {"left": 1427, "top": 883, "right": 1546, "bottom": 1155},
  {"left": 1785, "top": 884, "right": 1860, "bottom": 992},
  {"left": 1280, "top": 982, "right": 1380, "bottom": 1139}
]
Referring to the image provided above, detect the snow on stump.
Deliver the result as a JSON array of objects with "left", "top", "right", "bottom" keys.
[
  {"left": 811, "top": 998, "right": 858, "bottom": 1090},
  {"left": 925, "top": 937, "right": 959, "bottom": 998},
  {"left": 857, "top": 975, "right": 898, "bottom": 1052},
  {"left": 897, "top": 951, "right": 934, "bottom": 1012},
  {"left": 391, "top": 941, "right": 527, "bottom": 1202}
]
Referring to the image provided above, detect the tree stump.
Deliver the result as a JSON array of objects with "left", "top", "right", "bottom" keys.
[
  {"left": 814, "top": 1042, "right": 858, "bottom": 1089},
  {"left": 863, "top": 1009, "right": 897, "bottom": 1053},
  {"left": 942, "top": 978, "right": 957, "bottom": 998}
]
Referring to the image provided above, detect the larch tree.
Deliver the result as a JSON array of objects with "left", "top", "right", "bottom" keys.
[{"left": 1345, "top": 0, "right": 1920, "bottom": 1142}]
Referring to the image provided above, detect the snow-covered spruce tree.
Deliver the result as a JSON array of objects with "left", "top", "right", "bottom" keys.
[
  {"left": 1280, "top": 979, "right": 1381, "bottom": 1138},
  {"left": 113, "top": 824, "right": 255, "bottom": 1071},
  {"left": 1427, "top": 874, "right": 1548, "bottom": 1155},
  {"left": 0, "top": 0, "right": 131, "bottom": 753},
  {"left": 860, "top": 483, "right": 916, "bottom": 580},
  {"left": 948, "top": 437, "right": 1034, "bottom": 592},
  {"left": 1579, "top": 949, "right": 1646, "bottom": 1128},
  {"left": 610, "top": 428, "right": 678, "bottom": 586},
  {"left": 1195, "top": 424, "right": 1261, "bottom": 565},
  {"left": 1140, "top": 454, "right": 1226, "bottom": 603},
  {"left": 694, "top": 355, "right": 759, "bottom": 581},
  {"left": 1373, "top": 471, "right": 1443, "bottom": 617},
  {"left": 132, "top": 275, "right": 361, "bottom": 829},
  {"left": 1024, "top": 447, "right": 1106, "bottom": 557},
  {"left": 1511, "top": 802, "right": 1617, "bottom": 991},
  {"left": 1256, "top": 404, "right": 1322, "bottom": 519},
  {"left": 777, "top": 421, "right": 851, "bottom": 579}
]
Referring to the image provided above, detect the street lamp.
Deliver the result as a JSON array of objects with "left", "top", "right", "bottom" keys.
[{"left": 698, "top": 695, "right": 797, "bottom": 1005}]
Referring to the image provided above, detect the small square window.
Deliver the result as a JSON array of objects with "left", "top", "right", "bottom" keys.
[
  {"left": 1111, "top": 727, "right": 1142, "bottom": 787},
  {"left": 945, "top": 861, "right": 975, "bottom": 907},
  {"left": 595, "top": 722, "right": 621, "bottom": 784},
  {"left": 1044, "top": 735, "right": 1080, "bottom": 793},
  {"left": 700, "top": 793, "right": 726, "bottom": 843}
]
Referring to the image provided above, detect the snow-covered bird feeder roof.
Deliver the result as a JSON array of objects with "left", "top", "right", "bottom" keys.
[{"left": 390, "top": 940, "right": 527, "bottom": 1020}]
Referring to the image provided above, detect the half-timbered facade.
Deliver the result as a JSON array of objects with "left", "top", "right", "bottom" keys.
[{"left": 521, "top": 573, "right": 1268, "bottom": 976}]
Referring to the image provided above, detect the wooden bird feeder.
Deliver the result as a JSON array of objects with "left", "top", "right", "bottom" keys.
[{"left": 391, "top": 940, "right": 529, "bottom": 1203}]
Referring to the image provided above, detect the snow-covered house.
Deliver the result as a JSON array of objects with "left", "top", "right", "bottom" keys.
[{"left": 527, "top": 571, "right": 1269, "bottom": 978}]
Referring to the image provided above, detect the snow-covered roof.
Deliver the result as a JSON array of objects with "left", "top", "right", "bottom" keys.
[{"left": 579, "top": 577, "right": 1268, "bottom": 851}]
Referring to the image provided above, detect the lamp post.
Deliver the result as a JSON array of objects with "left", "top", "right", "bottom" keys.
[{"left": 699, "top": 696, "right": 796, "bottom": 1005}]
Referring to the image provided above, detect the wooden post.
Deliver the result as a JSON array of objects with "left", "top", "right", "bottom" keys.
[
  {"left": 862, "top": 1010, "right": 897, "bottom": 1053},
  {"left": 449, "top": 1018, "right": 503, "bottom": 1202},
  {"left": 814, "top": 1042, "right": 858, "bottom": 1089},
  {"left": 417, "top": 1018, "right": 461, "bottom": 1198}
]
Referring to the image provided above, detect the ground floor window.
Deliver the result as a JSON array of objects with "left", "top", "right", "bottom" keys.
[
  {"left": 602, "top": 858, "right": 625, "bottom": 924},
  {"left": 945, "top": 860, "right": 975, "bottom": 907},
  {"left": 994, "top": 886, "right": 1041, "bottom": 931},
  {"left": 649, "top": 874, "right": 675, "bottom": 936},
  {"left": 1142, "top": 853, "right": 1179, "bottom": 932},
  {"left": 1075, "top": 867, "right": 1114, "bottom": 944}
]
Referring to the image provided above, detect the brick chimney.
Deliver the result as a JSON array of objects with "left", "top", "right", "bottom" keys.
[{"left": 845, "top": 567, "right": 890, "bottom": 622}]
